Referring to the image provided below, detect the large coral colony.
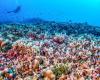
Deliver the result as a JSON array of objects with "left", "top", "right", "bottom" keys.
[{"left": 0, "top": 20, "right": 100, "bottom": 80}]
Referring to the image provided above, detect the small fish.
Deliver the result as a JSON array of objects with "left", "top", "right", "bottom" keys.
[{"left": 7, "top": 6, "right": 21, "bottom": 13}]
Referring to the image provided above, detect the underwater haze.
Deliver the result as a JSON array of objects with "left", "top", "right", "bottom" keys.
[{"left": 0, "top": 0, "right": 100, "bottom": 26}]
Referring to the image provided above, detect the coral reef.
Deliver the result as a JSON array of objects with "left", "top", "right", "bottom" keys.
[{"left": 0, "top": 20, "right": 100, "bottom": 80}]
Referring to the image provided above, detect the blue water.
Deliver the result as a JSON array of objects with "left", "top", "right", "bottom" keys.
[{"left": 0, "top": 0, "right": 100, "bottom": 26}]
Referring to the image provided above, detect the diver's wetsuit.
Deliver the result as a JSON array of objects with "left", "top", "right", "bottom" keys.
[{"left": 7, "top": 6, "right": 21, "bottom": 13}]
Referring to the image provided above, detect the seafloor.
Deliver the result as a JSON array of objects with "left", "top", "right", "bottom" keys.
[{"left": 0, "top": 19, "right": 100, "bottom": 80}]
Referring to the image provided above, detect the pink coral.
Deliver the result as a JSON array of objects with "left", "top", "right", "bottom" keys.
[{"left": 53, "top": 36, "right": 65, "bottom": 44}]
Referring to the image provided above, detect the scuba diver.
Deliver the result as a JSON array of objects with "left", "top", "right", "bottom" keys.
[
  {"left": 7, "top": 0, "right": 21, "bottom": 13},
  {"left": 7, "top": 6, "right": 21, "bottom": 13}
]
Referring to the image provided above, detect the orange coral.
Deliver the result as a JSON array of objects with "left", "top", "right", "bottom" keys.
[
  {"left": 12, "top": 44, "right": 35, "bottom": 55},
  {"left": 43, "top": 70, "right": 55, "bottom": 80},
  {"left": 32, "top": 59, "right": 39, "bottom": 73},
  {"left": 59, "top": 74, "right": 67, "bottom": 80},
  {"left": 0, "top": 40, "right": 6, "bottom": 47}
]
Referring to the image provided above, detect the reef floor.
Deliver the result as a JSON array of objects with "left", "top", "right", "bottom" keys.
[{"left": 0, "top": 20, "right": 100, "bottom": 80}]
